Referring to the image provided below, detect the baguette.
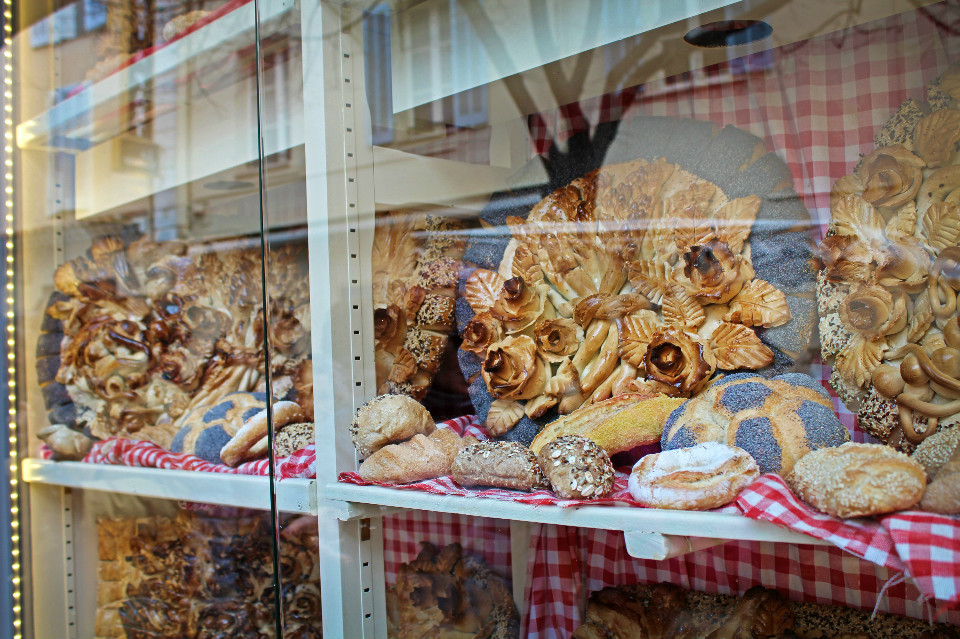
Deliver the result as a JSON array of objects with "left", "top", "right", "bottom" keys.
[{"left": 530, "top": 393, "right": 684, "bottom": 455}]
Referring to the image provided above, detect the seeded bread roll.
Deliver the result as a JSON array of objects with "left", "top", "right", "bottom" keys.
[
  {"left": 787, "top": 443, "right": 926, "bottom": 518},
  {"left": 912, "top": 426, "right": 960, "bottom": 478},
  {"left": 920, "top": 445, "right": 960, "bottom": 514},
  {"left": 452, "top": 441, "right": 549, "bottom": 491},
  {"left": 537, "top": 435, "right": 615, "bottom": 499},
  {"left": 350, "top": 394, "right": 435, "bottom": 457}
]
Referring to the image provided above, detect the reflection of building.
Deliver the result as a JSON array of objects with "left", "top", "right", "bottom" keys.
[{"left": 363, "top": 1, "right": 488, "bottom": 147}]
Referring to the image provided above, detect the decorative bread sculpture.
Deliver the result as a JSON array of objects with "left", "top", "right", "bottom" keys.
[
  {"left": 37, "top": 234, "right": 311, "bottom": 458},
  {"left": 787, "top": 442, "right": 926, "bottom": 518},
  {"left": 661, "top": 373, "right": 849, "bottom": 475},
  {"left": 818, "top": 63, "right": 960, "bottom": 454},
  {"left": 458, "top": 117, "right": 817, "bottom": 445},
  {"left": 372, "top": 210, "right": 466, "bottom": 400}
]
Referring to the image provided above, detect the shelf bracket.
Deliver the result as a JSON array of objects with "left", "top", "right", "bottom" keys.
[
  {"left": 623, "top": 531, "right": 726, "bottom": 560},
  {"left": 321, "top": 498, "right": 408, "bottom": 522}
]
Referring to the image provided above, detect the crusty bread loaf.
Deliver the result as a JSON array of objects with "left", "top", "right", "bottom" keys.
[
  {"left": 531, "top": 393, "right": 683, "bottom": 455},
  {"left": 787, "top": 443, "right": 926, "bottom": 518},
  {"left": 359, "top": 429, "right": 475, "bottom": 483},
  {"left": 920, "top": 445, "right": 960, "bottom": 514},
  {"left": 452, "top": 441, "right": 549, "bottom": 491},
  {"left": 537, "top": 435, "right": 615, "bottom": 499},
  {"left": 350, "top": 394, "right": 435, "bottom": 457},
  {"left": 628, "top": 442, "right": 760, "bottom": 510},
  {"left": 661, "top": 373, "right": 849, "bottom": 475},
  {"left": 220, "top": 401, "right": 302, "bottom": 467}
]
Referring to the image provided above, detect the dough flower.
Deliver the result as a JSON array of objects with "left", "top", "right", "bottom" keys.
[
  {"left": 482, "top": 335, "right": 549, "bottom": 400},
  {"left": 679, "top": 239, "right": 753, "bottom": 304},
  {"left": 856, "top": 145, "right": 924, "bottom": 209},
  {"left": 641, "top": 327, "right": 716, "bottom": 396},
  {"left": 533, "top": 318, "right": 583, "bottom": 362},
  {"left": 460, "top": 311, "right": 503, "bottom": 354}
]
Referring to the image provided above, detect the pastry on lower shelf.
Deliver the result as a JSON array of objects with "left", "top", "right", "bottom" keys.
[
  {"left": 573, "top": 582, "right": 958, "bottom": 639},
  {"left": 787, "top": 442, "right": 926, "bottom": 518},
  {"left": 359, "top": 428, "right": 477, "bottom": 484},
  {"left": 628, "top": 442, "right": 760, "bottom": 510},
  {"left": 386, "top": 542, "right": 519, "bottom": 639},
  {"left": 451, "top": 441, "right": 549, "bottom": 491},
  {"left": 97, "top": 511, "right": 322, "bottom": 639},
  {"left": 661, "top": 373, "right": 850, "bottom": 475}
]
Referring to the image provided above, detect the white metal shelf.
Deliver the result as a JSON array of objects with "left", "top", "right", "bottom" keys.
[
  {"left": 323, "top": 482, "right": 828, "bottom": 560},
  {"left": 22, "top": 459, "right": 317, "bottom": 514}
]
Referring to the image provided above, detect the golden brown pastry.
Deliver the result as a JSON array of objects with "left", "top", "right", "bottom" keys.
[
  {"left": 920, "top": 444, "right": 960, "bottom": 514},
  {"left": 219, "top": 400, "right": 303, "bottom": 467},
  {"left": 530, "top": 393, "right": 683, "bottom": 455},
  {"left": 787, "top": 443, "right": 926, "bottom": 518},
  {"left": 537, "top": 435, "right": 615, "bottom": 499},
  {"left": 451, "top": 441, "right": 549, "bottom": 491},
  {"left": 628, "top": 442, "right": 760, "bottom": 510},
  {"left": 350, "top": 394, "right": 436, "bottom": 457},
  {"left": 359, "top": 429, "right": 477, "bottom": 484}
]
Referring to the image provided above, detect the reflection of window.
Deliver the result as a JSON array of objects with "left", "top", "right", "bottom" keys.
[
  {"left": 29, "top": 0, "right": 107, "bottom": 49},
  {"left": 363, "top": 1, "right": 488, "bottom": 146}
]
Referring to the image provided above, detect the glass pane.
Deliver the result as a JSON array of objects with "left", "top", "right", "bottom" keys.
[{"left": 10, "top": 0, "right": 296, "bottom": 636}]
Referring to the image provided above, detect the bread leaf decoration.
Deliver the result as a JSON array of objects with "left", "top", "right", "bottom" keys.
[
  {"left": 715, "top": 195, "right": 761, "bottom": 254},
  {"left": 485, "top": 399, "right": 524, "bottom": 435},
  {"left": 723, "top": 280, "right": 791, "bottom": 328},
  {"left": 885, "top": 202, "right": 918, "bottom": 241},
  {"left": 464, "top": 269, "right": 505, "bottom": 313},
  {"left": 666, "top": 180, "right": 719, "bottom": 251},
  {"left": 831, "top": 194, "right": 885, "bottom": 246},
  {"left": 512, "top": 243, "right": 545, "bottom": 286},
  {"left": 835, "top": 335, "right": 886, "bottom": 388},
  {"left": 616, "top": 310, "right": 661, "bottom": 367},
  {"left": 627, "top": 260, "right": 672, "bottom": 305},
  {"left": 907, "top": 293, "right": 934, "bottom": 343},
  {"left": 661, "top": 284, "right": 705, "bottom": 329},
  {"left": 709, "top": 321, "right": 774, "bottom": 370},
  {"left": 921, "top": 202, "right": 960, "bottom": 254}
]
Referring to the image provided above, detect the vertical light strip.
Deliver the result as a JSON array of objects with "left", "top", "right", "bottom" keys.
[{"left": 1, "top": 1, "right": 19, "bottom": 637}]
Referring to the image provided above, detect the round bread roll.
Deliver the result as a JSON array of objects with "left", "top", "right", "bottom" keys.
[
  {"left": 350, "top": 394, "right": 435, "bottom": 457},
  {"left": 787, "top": 443, "right": 926, "bottom": 518},
  {"left": 628, "top": 442, "right": 760, "bottom": 510},
  {"left": 536, "top": 435, "right": 615, "bottom": 499},
  {"left": 912, "top": 426, "right": 960, "bottom": 478},
  {"left": 661, "top": 373, "right": 849, "bottom": 475},
  {"left": 452, "top": 441, "right": 549, "bottom": 491}
]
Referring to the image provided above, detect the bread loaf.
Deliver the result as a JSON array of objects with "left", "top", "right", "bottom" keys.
[
  {"left": 452, "top": 441, "right": 549, "bottom": 491},
  {"left": 531, "top": 393, "right": 683, "bottom": 455},
  {"left": 787, "top": 443, "right": 926, "bottom": 518},
  {"left": 359, "top": 429, "right": 476, "bottom": 484},
  {"left": 628, "top": 442, "right": 760, "bottom": 510},
  {"left": 350, "top": 394, "right": 435, "bottom": 457},
  {"left": 920, "top": 445, "right": 960, "bottom": 514},
  {"left": 662, "top": 373, "right": 849, "bottom": 475},
  {"left": 537, "top": 436, "right": 615, "bottom": 499}
]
